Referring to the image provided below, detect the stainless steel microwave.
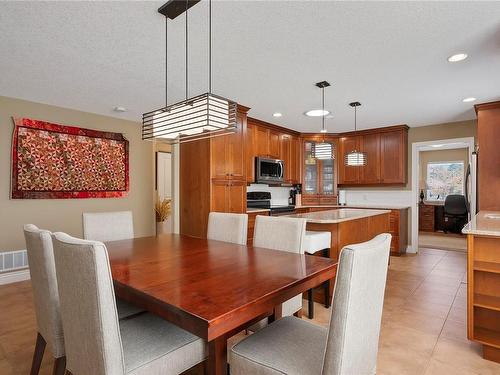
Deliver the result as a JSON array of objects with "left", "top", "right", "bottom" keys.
[{"left": 255, "top": 157, "right": 284, "bottom": 184}]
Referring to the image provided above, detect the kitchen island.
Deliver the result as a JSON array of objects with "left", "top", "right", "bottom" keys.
[
  {"left": 285, "top": 208, "right": 391, "bottom": 303},
  {"left": 463, "top": 211, "right": 500, "bottom": 363}
]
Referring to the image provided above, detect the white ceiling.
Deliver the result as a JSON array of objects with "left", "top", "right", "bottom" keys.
[{"left": 1, "top": 1, "right": 499, "bottom": 132}]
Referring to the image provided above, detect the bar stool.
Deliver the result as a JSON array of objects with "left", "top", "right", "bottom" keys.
[{"left": 304, "top": 230, "right": 332, "bottom": 319}]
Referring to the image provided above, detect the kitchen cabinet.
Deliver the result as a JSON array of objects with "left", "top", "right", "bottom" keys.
[
  {"left": 180, "top": 106, "right": 249, "bottom": 238},
  {"left": 419, "top": 203, "right": 435, "bottom": 232},
  {"left": 302, "top": 137, "right": 338, "bottom": 205},
  {"left": 338, "top": 125, "right": 408, "bottom": 186},
  {"left": 279, "top": 133, "right": 301, "bottom": 184},
  {"left": 250, "top": 120, "right": 281, "bottom": 159},
  {"left": 246, "top": 210, "right": 270, "bottom": 246}
]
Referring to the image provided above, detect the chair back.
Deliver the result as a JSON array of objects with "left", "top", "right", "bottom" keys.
[
  {"left": 322, "top": 233, "right": 391, "bottom": 375},
  {"left": 23, "top": 224, "right": 65, "bottom": 358},
  {"left": 253, "top": 215, "right": 307, "bottom": 253},
  {"left": 52, "top": 232, "right": 124, "bottom": 375},
  {"left": 207, "top": 212, "right": 248, "bottom": 245},
  {"left": 83, "top": 211, "right": 134, "bottom": 242},
  {"left": 444, "top": 194, "right": 468, "bottom": 216}
]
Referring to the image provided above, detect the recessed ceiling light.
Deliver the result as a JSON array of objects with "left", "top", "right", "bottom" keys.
[
  {"left": 447, "top": 53, "right": 468, "bottom": 62},
  {"left": 114, "top": 106, "right": 127, "bottom": 112},
  {"left": 305, "top": 109, "right": 330, "bottom": 117},
  {"left": 273, "top": 112, "right": 282, "bottom": 117},
  {"left": 463, "top": 97, "right": 476, "bottom": 103}
]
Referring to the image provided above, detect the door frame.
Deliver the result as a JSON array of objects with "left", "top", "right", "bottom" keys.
[{"left": 410, "top": 137, "right": 476, "bottom": 252}]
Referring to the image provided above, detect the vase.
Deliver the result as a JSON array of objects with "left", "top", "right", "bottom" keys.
[{"left": 156, "top": 220, "right": 170, "bottom": 236}]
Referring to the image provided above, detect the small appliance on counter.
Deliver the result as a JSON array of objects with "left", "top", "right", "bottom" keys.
[
  {"left": 288, "top": 185, "right": 301, "bottom": 206},
  {"left": 338, "top": 190, "right": 347, "bottom": 206},
  {"left": 247, "top": 191, "right": 295, "bottom": 216}
]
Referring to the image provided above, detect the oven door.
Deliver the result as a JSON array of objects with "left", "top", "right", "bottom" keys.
[{"left": 256, "top": 157, "right": 284, "bottom": 184}]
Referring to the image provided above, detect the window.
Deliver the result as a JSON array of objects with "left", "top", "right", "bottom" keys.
[{"left": 426, "top": 161, "right": 464, "bottom": 202}]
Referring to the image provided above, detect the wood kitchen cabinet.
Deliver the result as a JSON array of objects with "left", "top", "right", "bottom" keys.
[
  {"left": 338, "top": 125, "right": 408, "bottom": 186},
  {"left": 279, "top": 133, "right": 301, "bottom": 184},
  {"left": 302, "top": 137, "right": 338, "bottom": 205},
  {"left": 180, "top": 105, "right": 249, "bottom": 238}
]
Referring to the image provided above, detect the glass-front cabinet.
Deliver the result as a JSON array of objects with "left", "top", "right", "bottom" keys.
[{"left": 302, "top": 137, "right": 338, "bottom": 205}]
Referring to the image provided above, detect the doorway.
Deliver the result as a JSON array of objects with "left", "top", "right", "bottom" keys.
[
  {"left": 411, "top": 137, "right": 476, "bottom": 252},
  {"left": 156, "top": 151, "right": 173, "bottom": 233}
]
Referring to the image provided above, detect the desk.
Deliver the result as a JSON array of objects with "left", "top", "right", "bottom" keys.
[{"left": 106, "top": 234, "right": 337, "bottom": 375}]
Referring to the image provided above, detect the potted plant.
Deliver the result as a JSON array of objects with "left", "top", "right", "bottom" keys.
[{"left": 155, "top": 194, "right": 172, "bottom": 235}]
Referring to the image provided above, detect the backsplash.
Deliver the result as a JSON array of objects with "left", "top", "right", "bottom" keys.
[
  {"left": 247, "top": 184, "right": 291, "bottom": 206},
  {"left": 341, "top": 189, "right": 412, "bottom": 206}
]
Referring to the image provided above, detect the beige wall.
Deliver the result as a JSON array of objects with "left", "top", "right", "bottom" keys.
[
  {"left": 419, "top": 148, "right": 469, "bottom": 192},
  {"left": 0, "top": 96, "right": 154, "bottom": 251}
]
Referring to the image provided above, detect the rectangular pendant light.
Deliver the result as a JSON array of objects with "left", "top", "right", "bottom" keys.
[
  {"left": 142, "top": 93, "right": 237, "bottom": 143},
  {"left": 313, "top": 142, "right": 334, "bottom": 160}
]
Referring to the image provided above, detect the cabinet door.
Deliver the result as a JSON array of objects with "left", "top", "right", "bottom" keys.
[
  {"left": 211, "top": 135, "right": 228, "bottom": 180},
  {"left": 303, "top": 141, "right": 318, "bottom": 195},
  {"left": 226, "top": 114, "right": 245, "bottom": 179},
  {"left": 280, "top": 134, "right": 291, "bottom": 182},
  {"left": 380, "top": 130, "right": 406, "bottom": 184},
  {"left": 321, "top": 158, "right": 335, "bottom": 195},
  {"left": 255, "top": 126, "right": 269, "bottom": 157},
  {"left": 227, "top": 180, "right": 246, "bottom": 213},
  {"left": 211, "top": 180, "right": 228, "bottom": 212},
  {"left": 291, "top": 136, "right": 301, "bottom": 184},
  {"left": 245, "top": 123, "right": 256, "bottom": 183},
  {"left": 339, "top": 136, "right": 361, "bottom": 184},
  {"left": 269, "top": 130, "right": 281, "bottom": 159},
  {"left": 360, "top": 133, "right": 381, "bottom": 184}
]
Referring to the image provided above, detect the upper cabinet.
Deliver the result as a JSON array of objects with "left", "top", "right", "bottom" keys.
[
  {"left": 338, "top": 126, "right": 408, "bottom": 186},
  {"left": 246, "top": 118, "right": 301, "bottom": 184}
]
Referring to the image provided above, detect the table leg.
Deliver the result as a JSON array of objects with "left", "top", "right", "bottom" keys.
[
  {"left": 208, "top": 336, "right": 227, "bottom": 375},
  {"left": 268, "top": 304, "right": 283, "bottom": 324}
]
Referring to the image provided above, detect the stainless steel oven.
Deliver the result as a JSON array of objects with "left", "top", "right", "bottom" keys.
[{"left": 255, "top": 157, "right": 284, "bottom": 184}]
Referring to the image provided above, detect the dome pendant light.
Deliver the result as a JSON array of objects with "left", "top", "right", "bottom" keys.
[
  {"left": 142, "top": 0, "right": 237, "bottom": 144},
  {"left": 345, "top": 102, "right": 367, "bottom": 166},
  {"left": 312, "top": 81, "right": 334, "bottom": 160}
]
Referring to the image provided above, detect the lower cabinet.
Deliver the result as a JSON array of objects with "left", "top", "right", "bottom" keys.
[
  {"left": 212, "top": 179, "right": 246, "bottom": 214},
  {"left": 387, "top": 209, "right": 408, "bottom": 256},
  {"left": 419, "top": 204, "right": 435, "bottom": 232}
]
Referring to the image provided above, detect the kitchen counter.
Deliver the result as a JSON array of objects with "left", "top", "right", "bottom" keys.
[
  {"left": 285, "top": 208, "right": 391, "bottom": 224},
  {"left": 462, "top": 211, "right": 500, "bottom": 237},
  {"left": 246, "top": 208, "right": 271, "bottom": 213},
  {"left": 296, "top": 204, "right": 410, "bottom": 210}
]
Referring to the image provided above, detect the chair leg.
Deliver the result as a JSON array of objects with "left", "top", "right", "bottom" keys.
[
  {"left": 30, "top": 333, "right": 46, "bottom": 375},
  {"left": 308, "top": 288, "right": 314, "bottom": 319},
  {"left": 53, "top": 356, "right": 66, "bottom": 375},
  {"left": 324, "top": 281, "right": 331, "bottom": 308}
]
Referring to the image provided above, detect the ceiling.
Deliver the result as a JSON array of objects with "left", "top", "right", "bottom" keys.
[{"left": 1, "top": 1, "right": 499, "bottom": 133}]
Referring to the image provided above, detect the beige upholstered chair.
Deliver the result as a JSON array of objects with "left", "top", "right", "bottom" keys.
[
  {"left": 231, "top": 233, "right": 392, "bottom": 375},
  {"left": 207, "top": 212, "right": 248, "bottom": 245},
  {"left": 52, "top": 232, "right": 207, "bottom": 375},
  {"left": 83, "top": 211, "right": 134, "bottom": 242},
  {"left": 250, "top": 215, "right": 307, "bottom": 330},
  {"left": 23, "top": 224, "right": 66, "bottom": 375}
]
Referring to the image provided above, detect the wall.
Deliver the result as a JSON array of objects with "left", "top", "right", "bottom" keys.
[
  {"left": 0, "top": 96, "right": 154, "bottom": 251},
  {"left": 419, "top": 148, "right": 469, "bottom": 193}
]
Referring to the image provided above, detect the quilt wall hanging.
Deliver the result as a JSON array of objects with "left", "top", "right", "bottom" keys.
[{"left": 11, "top": 118, "right": 129, "bottom": 199}]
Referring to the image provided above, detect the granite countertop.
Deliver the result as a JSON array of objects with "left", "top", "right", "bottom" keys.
[
  {"left": 284, "top": 208, "right": 391, "bottom": 224},
  {"left": 246, "top": 208, "right": 271, "bottom": 213},
  {"left": 462, "top": 211, "right": 500, "bottom": 237},
  {"left": 296, "top": 204, "right": 410, "bottom": 210}
]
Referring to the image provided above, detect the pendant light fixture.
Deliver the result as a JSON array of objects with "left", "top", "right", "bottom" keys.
[
  {"left": 312, "top": 81, "right": 334, "bottom": 160},
  {"left": 345, "top": 101, "right": 367, "bottom": 166},
  {"left": 142, "top": 0, "right": 237, "bottom": 143}
]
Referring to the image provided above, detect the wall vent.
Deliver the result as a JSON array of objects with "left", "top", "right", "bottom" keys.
[{"left": 0, "top": 250, "right": 28, "bottom": 273}]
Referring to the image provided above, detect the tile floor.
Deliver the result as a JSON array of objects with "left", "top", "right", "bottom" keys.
[{"left": 2, "top": 248, "right": 500, "bottom": 374}]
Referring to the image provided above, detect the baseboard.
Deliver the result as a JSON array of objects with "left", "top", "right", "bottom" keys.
[
  {"left": 406, "top": 244, "right": 417, "bottom": 253},
  {"left": 0, "top": 268, "right": 30, "bottom": 285}
]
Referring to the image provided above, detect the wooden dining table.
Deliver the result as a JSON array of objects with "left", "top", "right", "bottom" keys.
[{"left": 106, "top": 234, "right": 337, "bottom": 375}]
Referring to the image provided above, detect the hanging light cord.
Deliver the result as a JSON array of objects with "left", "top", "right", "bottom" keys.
[
  {"left": 165, "top": 17, "right": 168, "bottom": 108},
  {"left": 321, "top": 87, "right": 325, "bottom": 132},
  {"left": 354, "top": 105, "right": 357, "bottom": 131},
  {"left": 209, "top": 0, "right": 212, "bottom": 93},
  {"left": 185, "top": 0, "right": 189, "bottom": 100}
]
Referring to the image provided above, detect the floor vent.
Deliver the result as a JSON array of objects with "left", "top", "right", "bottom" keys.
[{"left": 0, "top": 249, "right": 28, "bottom": 272}]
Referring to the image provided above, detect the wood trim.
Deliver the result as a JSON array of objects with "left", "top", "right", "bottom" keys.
[
  {"left": 474, "top": 101, "right": 500, "bottom": 115},
  {"left": 338, "top": 124, "right": 409, "bottom": 137},
  {"left": 247, "top": 117, "right": 301, "bottom": 136},
  {"left": 467, "top": 234, "right": 474, "bottom": 340}
]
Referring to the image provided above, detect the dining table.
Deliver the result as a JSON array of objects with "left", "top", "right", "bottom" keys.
[{"left": 106, "top": 234, "right": 338, "bottom": 375}]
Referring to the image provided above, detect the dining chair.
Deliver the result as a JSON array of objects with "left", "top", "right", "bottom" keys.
[
  {"left": 207, "top": 212, "right": 248, "bottom": 245},
  {"left": 249, "top": 215, "right": 307, "bottom": 330},
  {"left": 52, "top": 232, "right": 207, "bottom": 375},
  {"left": 230, "top": 233, "right": 392, "bottom": 375},
  {"left": 23, "top": 224, "right": 66, "bottom": 375},
  {"left": 82, "top": 211, "right": 134, "bottom": 242}
]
